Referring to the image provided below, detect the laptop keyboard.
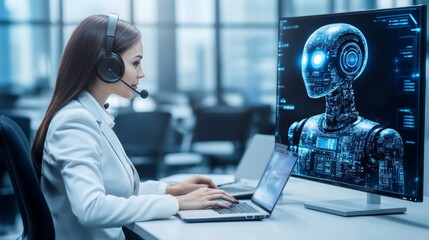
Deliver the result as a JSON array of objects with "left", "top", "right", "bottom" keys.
[{"left": 213, "top": 202, "right": 259, "bottom": 214}]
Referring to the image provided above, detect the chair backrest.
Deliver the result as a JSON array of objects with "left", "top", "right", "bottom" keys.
[
  {"left": 192, "top": 106, "right": 252, "bottom": 144},
  {"left": 113, "top": 111, "right": 173, "bottom": 179},
  {"left": 0, "top": 114, "right": 32, "bottom": 142},
  {"left": 114, "top": 111, "right": 173, "bottom": 157},
  {"left": 0, "top": 115, "right": 55, "bottom": 240},
  {"left": 0, "top": 114, "right": 31, "bottom": 181},
  {"left": 248, "top": 104, "right": 274, "bottom": 135},
  {"left": 189, "top": 106, "right": 253, "bottom": 171}
]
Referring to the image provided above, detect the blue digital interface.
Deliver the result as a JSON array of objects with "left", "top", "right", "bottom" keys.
[
  {"left": 275, "top": 6, "right": 426, "bottom": 202},
  {"left": 252, "top": 145, "right": 297, "bottom": 211},
  {"left": 316, "top": 137, "right": 337, "bottom": 150}
]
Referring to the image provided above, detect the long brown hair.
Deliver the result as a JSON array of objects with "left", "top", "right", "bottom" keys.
[{"left": 31, "top": 15, "right": 141, "bottom": 177}]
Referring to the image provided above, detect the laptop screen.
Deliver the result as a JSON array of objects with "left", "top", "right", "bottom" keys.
[{"left": 252, "top": 144, "right": 298, "bottom": 212}]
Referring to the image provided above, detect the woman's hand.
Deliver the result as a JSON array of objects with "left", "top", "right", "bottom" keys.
[
  {"left": 176, "top": 187, "right": 239, "bottom": 210},
  {"left": 166, "top": 175, "right": 218, "bottom": 196}
]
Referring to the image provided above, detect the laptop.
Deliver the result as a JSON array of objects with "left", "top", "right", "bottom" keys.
[
  {"left": 177, "top": 143, "right": 298, "bottom": 223},
  {"left": 161, "top": 134, "right": 274, "bottom": 198},
  {"left": 217, "top": 134, "right": 274, "bottom": 198}
]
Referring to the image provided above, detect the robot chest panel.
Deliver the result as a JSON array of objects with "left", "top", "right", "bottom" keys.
[{"left": 298, "top": 116, "right": 377, "bottom": 164}]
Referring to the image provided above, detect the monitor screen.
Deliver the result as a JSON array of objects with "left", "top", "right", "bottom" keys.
[{"left": 275, "top": 5, "right": 426, "bottom": 202}]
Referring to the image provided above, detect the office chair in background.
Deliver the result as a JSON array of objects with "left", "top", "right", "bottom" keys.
[
  {"left": 0, "top": 115, "right": 55, "bottom": 240},
  {"left": 248, "top": 104, "right": 275, "bottom": 135},
  {"left": 113, "top": 111, "right": 173, "bottom": 180},
  {"left": 189, "top": 106, "right": 253, "bottom": 173}
]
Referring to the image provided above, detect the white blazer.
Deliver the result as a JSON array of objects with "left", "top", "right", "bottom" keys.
[{"left": 41, "top": 91, "right": 178, "bottom": 240}]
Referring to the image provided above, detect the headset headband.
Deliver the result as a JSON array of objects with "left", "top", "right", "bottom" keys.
[{"left": 105, "top": 13, "right": 118, "bottom": 56}]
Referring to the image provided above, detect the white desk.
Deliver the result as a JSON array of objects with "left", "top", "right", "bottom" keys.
[{"left": 127, "top": 177, "right": 429, "bottom": 240}]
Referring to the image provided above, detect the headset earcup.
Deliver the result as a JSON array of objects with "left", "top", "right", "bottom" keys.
[{"left": 96, "top": 52, "right": 125, "bottom": 83}]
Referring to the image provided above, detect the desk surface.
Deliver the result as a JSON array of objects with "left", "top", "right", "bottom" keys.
[{"left": 127, "top": 177, "right": 429, "bottom": 240}]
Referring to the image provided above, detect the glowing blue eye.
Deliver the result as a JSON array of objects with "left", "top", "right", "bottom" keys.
[{"left": 311, "top": 51, "right": 325, "bottom": 68}]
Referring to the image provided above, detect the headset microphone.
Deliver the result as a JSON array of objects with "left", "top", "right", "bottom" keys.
[{"left": 108, "top": 68, "right": 149, "bottom": 99}]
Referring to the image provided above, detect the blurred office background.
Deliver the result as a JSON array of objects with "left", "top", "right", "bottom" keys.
[{"left": 1, "top": 0, "right": 428, "bottom": 238}]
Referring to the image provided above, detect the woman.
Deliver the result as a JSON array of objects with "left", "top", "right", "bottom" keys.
[{"left": 31, "top": 14, "right": 237, "bottom": 239}]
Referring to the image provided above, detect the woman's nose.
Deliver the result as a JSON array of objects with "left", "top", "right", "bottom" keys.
[{"left": 138, "top": 68, "right": 145, "bottom": 79}]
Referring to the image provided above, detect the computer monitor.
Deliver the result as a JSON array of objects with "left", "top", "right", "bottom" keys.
[{"left": 275, "top": 5, "right": 426, "bottom": 216}]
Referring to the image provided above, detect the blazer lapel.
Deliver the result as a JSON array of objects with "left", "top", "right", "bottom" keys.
[
  {"left": 77, "top": 92, "right": 140, "bottom": 194},
  {"left": 99, "top": 123, "right": 140, "bottom": 194}
]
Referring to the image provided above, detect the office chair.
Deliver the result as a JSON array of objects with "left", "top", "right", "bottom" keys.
[
  {"left": 248, "top": 104, "right": 274, "bottom": 135},
  {"left": 113, "top": 111, "right": 173, "bottom": 180},
  {"left": 190, "top": 106, "right": 253, "bottom": 173},
  {"left": 0, "top": 114, "right": 32, "bottom": 231},
  {"left": 3, "top": 114, "right": 32, "bottom": 142},
  {"left": 0, "top": 115, "right": 55, "bottom": 240}
]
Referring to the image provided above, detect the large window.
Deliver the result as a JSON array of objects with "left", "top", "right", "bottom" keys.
[
  {"left": 176, "top": 0, "right": 216, "bottom": 92},
  {"left": 134, "top": 0, "right": 159, "bottom": 93},
  {"left": 176, "top": 0, "right": 278, "bottom": 106},
  {"left": 220, "top": 0, "right": 277, "bottom": 106},
  {"left": 0, "top": 0, "right": 53, "bottom": 95}
]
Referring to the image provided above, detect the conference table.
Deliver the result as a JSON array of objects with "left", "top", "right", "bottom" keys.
[{"left": 126, "top": 176, "right": 429, "bottom": 240}]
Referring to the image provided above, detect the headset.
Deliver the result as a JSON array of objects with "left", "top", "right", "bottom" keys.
[{"left": 96, "top": 13, "right": 125, "bottom": 83}]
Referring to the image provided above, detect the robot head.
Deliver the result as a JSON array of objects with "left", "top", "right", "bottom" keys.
[{"left": 301, "top": 23, "right": 368, "bottom": 98}]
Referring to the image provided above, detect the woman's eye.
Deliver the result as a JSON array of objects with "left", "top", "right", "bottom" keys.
[{"left": 133, "top": 61, "right": 141, "bottom": 67}]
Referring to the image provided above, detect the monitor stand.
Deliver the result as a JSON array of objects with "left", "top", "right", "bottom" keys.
[{"left": 304, "top": 193, "right": 407, "bottom": 217}]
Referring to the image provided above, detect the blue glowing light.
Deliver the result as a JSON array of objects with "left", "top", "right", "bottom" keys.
[
  {"left": 311, "top": 51, "right": 325, "bottom": 68},
  {"left": 302, "top": 54, "right": 308, "bottom": 67},
  {"left": 409, "top": 14, "right": 417, "bottom": 24},
  {"left": 345, "top": 52, "right": 358, "bottom": 67}
]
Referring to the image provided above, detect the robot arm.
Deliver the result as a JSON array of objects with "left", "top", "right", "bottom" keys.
[
  {"left": 288, "top": 118, "right": 308, "bottom": 152},
  {"left": 366, "top": 128, "right": 405, "bottom": 193}
]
